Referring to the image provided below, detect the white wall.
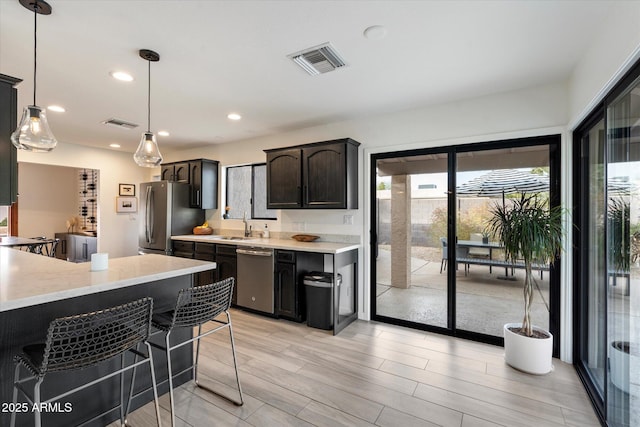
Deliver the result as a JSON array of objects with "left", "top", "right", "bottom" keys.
[
  {"left": 17, "top": 143, "right": 152, "bottom": 258},
  {"left": 17, "top": 163, "right": 78, "bottom": 239},
  {"left": 569, "top": 2, "right": 640, "bottom": 127}
]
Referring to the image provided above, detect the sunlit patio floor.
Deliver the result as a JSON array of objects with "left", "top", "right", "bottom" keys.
[{"left": 375, "top": 248, "right": 550, "bottom": 336}]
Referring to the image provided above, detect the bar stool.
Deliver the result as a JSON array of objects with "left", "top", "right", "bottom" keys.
[
  {"left": 150, "top": 277, "right": 243, "bottom": 427},
  {"left": 10, "top": 297, "right": 162, "bottom": 427}
]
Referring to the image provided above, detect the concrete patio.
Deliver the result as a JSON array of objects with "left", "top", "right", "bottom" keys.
[{"left": 375, "top": 247, "right": 550, "bottom": 336}]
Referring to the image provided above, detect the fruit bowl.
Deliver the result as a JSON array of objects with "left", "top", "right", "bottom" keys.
[
  {"left": 291, "top": 234, "right": 319, "bottom": 242},
  {"left": 193, "top": 226, "right": 213, "bottom": 235}
]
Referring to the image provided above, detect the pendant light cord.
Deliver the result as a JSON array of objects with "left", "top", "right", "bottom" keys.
[
  {"left": 33, "top": 0, "right": 38, "bottom": 106},
  {"left": 147, "top": 59, "right": 151, "bottom": 132}
]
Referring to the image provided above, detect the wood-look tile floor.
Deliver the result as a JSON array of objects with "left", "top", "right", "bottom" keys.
[{"left": 118, "top": 309, "right": 600, "bottom": 427}]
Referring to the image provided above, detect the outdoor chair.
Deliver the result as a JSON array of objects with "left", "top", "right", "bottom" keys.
[{"left": 440, "top": 237, "right": 469, "bottom": 274}]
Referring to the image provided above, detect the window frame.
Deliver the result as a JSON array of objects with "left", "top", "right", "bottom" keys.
[{"left": 225, "top": 163, "right": 276, "bottom": 221}]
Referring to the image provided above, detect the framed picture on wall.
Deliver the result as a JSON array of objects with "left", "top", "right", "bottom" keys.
[
  {"left": 119, "top": 183, "right": 135, "bottom": 196},
  {"left": 116, "top": 196, "right": 137, "bottom": 213}
]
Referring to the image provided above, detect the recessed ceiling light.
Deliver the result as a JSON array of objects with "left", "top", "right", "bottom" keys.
[
  {"left": 158, "top": 130, "right": 170, "bottom": 137},
  {"left": 110, "top": 71, "right": 134, "bottom": 82},
  {"left": 227, "top": 113, "right": 241, "bottom": 120},
  {"left": 109, "top": 143, "right": 121, "bottom": 148},
  {"left": 47, "top": 105, "right": 65, "bottom": 112},
  {"left": 363, "top": 25, "right": 387, "bottom": 40}
]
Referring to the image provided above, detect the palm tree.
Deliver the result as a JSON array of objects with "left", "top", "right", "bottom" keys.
[{"left": 486, "top": 192, "right": 564, "bottom": 337}]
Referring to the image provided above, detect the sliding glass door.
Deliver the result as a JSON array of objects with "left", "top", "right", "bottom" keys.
[
  {"left": 373, "top": 151, "right": 450, "bottom": 330},
  {"left": 575, "top": 114, "right": 607, "bottom": 418},
  {"left": 574, "top": 61, "right": 640, "bottom": 427},
  {"left": 605, "top": 75, "right": 640, "bottom": 427},
  {"left": 455, "top": 146, "right": 554, "bottom": 337},
  {"left": 371, "top": 136, "right": 560, "bottom": 347}
]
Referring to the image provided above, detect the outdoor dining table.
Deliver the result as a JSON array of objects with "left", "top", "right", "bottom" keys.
[
  {"left": 454, "top": 239, "right": 515, "bottom": 278},
  {"left": 456, "top": 239, "right": 503, "bottom": 258}
]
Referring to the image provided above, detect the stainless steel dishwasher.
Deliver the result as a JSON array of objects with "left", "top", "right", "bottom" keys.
[{"left": 236, "top": 247, "right": 274, "bottom": 314}]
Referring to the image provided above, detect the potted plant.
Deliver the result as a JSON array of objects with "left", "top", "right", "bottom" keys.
[{"left": 486, "top": 192, "right": 564, "bottom": 374}]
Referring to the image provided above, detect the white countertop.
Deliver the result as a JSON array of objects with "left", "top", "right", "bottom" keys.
[
  {"left": 0, "top": 248, "right": 215, "bottom": 312},
  {"left": 171, "top": 235, "right": 360, "bottom": 254}
]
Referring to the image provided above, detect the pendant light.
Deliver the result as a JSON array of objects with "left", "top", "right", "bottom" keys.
[
  {"left": 11, "top": 0, "right": 57, "bottom": 152},
  {"left": 133, "top": 49, "right": 163, "bottom": 167}
]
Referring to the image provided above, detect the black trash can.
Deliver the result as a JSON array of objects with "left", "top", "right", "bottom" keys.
[{"left": 304, "top": 272, "right": 340, "bottom": 330}]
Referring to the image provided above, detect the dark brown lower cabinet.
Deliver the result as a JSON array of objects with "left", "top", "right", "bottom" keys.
[
  {"left": 215, "top": 245, "right": 238, "bottom": 305},
  {"left": 275, "top": 250, "right": 323, "bottom": 322},
  {"left": 194, "top": 242, "right": 215, "bottom": 286}
]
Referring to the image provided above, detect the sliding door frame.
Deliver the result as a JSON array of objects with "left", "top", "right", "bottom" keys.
[
  {"left": 572, "top": 57, "right": 640, "bottom": 427},
  {"left": 370, "top": 135, "right": 561, "bottom": 352}
]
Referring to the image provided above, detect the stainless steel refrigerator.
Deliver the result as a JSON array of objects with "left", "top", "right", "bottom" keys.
[{"left": 138, "top": 181, "right": 204, "bottom": 255}]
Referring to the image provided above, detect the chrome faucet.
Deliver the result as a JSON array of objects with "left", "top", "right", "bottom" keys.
[{"left": 243, "top": 212, "right": 252, "bottom": 237}]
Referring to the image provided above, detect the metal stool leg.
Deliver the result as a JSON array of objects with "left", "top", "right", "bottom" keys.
[
  {"left": 33, "top": 378, "right": 43, "bottom": 427},
  {"left": 120, "top": 352, "right": 126, "bottom": 425},
  {"left": 227, "top": 311, "right": 244, "bottom": 405},
  {"left": 165, "top": 331, "right": 177, "bottom": 427},
  {"left": 193, "top": 324, "right": 203, "bottom": 384},
  {"left": 10, "top": 364, "right": 20, "bottom": 427},
  {"left": 146, "top": 342, "right": 163, "bottom": 427}
]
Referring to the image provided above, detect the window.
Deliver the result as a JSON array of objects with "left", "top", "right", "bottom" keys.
[
  {"left": 225, "top": 164, "right": 276, "bottom": 220},
  {"left": 0, "top": 205, "right": 8, "bottom": 236}
]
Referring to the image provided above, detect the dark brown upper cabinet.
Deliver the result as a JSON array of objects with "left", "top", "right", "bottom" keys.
[
  {"left": 0, "top": 74, "right": 21, "bottom": 206},
  {"left": 161, "top": 161, "right": 189, "bottom": 182},
  {"left": 265, "top": 138, "right": 360, "bottom": 209},
  {"left": 161, "top": 159, "right": 219, "bottom": 209}
]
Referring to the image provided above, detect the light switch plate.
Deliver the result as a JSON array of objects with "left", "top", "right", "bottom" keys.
[{"left": 343, "top": 214, "right": 354, "bottom": 225}]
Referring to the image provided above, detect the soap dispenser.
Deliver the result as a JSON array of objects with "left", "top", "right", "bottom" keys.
[{"left": 263, "top": 224, "right": 270, "bottom": 238}]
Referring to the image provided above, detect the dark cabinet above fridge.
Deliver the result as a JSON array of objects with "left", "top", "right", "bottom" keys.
[
  {"left": 0, "top": 74, "right": 21, "bottom": 206},
  {"left": 160, "top": 158, "right": 219, "bottom": 209},
  {"left": 265, "top": 138, "right": 360, "bottom": 210}
]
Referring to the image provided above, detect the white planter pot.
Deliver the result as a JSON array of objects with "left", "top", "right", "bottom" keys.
[
  {"left": 503, "top": 323, "right": 553, "bottom": 375},
  {"left": 609, "top": 341, "right": 629, "bottom": 393}
]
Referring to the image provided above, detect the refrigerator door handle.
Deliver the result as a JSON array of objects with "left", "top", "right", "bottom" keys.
[{"left": 145, "top": 186, "right": 154, "bottom": 243}]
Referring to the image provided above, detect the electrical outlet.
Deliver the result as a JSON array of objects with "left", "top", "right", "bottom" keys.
[{"left": 343, "top": 214, "right": 354, "bottom": 225}]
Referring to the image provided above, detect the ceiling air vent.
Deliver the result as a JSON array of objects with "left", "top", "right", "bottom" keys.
[
  {"left": 101, "top": 118, "right": 138, "bottom": 130},
  {"left": 288, "top": 42, "right": 347, "bottom": 75}
]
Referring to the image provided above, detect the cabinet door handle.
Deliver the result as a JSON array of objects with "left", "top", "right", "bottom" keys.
[
  {"left": 303, "top": 185, "right": 308, "bottom": 206},
  {"left": 192, "top": 188, "right": 200, "bottom": 206}
]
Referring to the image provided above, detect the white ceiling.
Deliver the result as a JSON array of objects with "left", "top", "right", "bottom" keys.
[{"left": 0, "top": 0, "right": 613, "bottom": 154}]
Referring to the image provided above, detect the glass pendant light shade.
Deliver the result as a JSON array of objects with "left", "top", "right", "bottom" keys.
[
  {"left": 134, "top": 49, "right": 162, "bottom": 167},
  {"left": 11, "top": 105, "right": 57, "bottom": 152},
  {"left": 13, "top": 0, "right": 57, "bottom": 152},
  {"left": 133, "top": 131, "right": 163, "bottom": 167}
]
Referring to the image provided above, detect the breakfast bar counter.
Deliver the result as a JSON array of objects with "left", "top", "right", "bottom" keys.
[
  {"left": 0, "top": 248, "right": 215, "bottom": 312},
  {"left": 0, "top": 248, "right": 216, "bottom": 426}
]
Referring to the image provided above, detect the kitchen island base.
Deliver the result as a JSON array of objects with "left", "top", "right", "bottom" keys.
[{"left": 1, "top": 276, "right": 193, "bottom": 427}]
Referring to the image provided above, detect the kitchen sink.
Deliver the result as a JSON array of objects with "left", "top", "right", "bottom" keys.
[{"left": 209, "top": 236, "right": 253, "bottom": 241}]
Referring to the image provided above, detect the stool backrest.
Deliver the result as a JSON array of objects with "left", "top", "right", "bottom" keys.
[
  {"left": 171, "top": 277, "right": 234, "bottom": 328},
  {"left": 40, "top": 297, "right": 153, "bottom": 374}
]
